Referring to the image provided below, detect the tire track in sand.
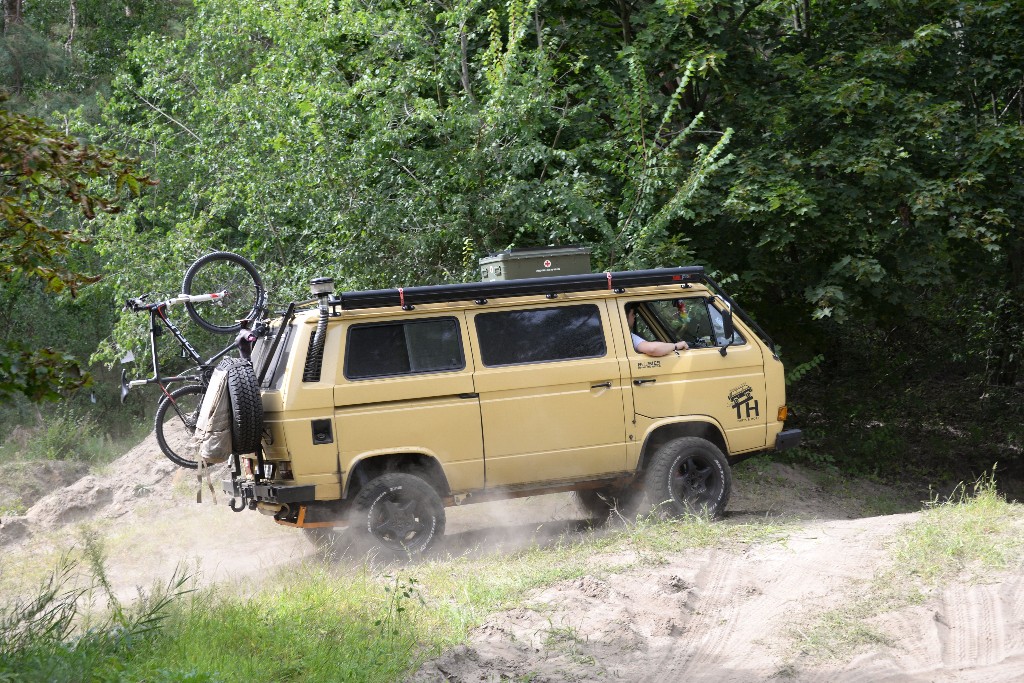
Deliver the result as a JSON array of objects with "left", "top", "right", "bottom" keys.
[
  {"left": 830, "top": 576, "right": 1024, "bottom": 683},
  {"left": 939, "top": 581, "right": 1003, "bottom": 669},
  {"left": 632, "top": 515, "right": 916, "bottom": 682}
]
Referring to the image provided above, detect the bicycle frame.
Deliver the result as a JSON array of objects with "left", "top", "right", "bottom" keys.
[{"left": 121, "top": 293, "right": 240, "bottom": 401}]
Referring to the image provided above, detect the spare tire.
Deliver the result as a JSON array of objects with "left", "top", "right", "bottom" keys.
[{"left": 217, "top": 357, "right": 263, "bottom": 454}]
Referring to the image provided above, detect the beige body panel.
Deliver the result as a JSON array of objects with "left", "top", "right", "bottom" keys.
[
  {"left": 764, "top": 347, "right": 787, "bottom": 446},
  {"left": 332, "top": 313, "right": 484, "bottom": 494},
  {"left": 335, "top": 399, "right": 484, "bottom": 493},
  {"left": 468, "top": 301, "right": 628, "bottom": 487},
  {"left": 626, "top": 342, "right": 768, "bottom": 453}
]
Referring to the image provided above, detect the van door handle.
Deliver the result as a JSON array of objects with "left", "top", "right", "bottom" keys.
[
  {"left": 458, "top": 392, "right": 479, "bottom": 399},
  {"left": 633, "top": 378, "right": 656, "bottom": 385},
  {"left": 591, "top": 381, "right": 612, "bottom": 390}
]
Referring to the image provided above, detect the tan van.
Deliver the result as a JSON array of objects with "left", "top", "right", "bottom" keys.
[{"left": 224, "top": 265, "right": 801, "bottom": 558}]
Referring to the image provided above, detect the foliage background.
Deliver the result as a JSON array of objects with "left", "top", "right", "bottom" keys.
[{"left": 1, "top": 0, "right": 1022, "bottom": 485}]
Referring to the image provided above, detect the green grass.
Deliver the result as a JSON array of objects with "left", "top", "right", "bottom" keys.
[
  {"left": 788, "top": 469, "right": 1024, "bottom": 664},
  {"left": 0, "top": 513, "right": 785, "bottom": 682},
  {"left": 126, "top": 570, "right": 423, "bottom": 683},
  {"left": 0, "top": 541, "right": 192, "bottom": 683},
  {"left": 0, "top": 407, "right": 150, "bottom": 466},
  {"left": 892, "top": 470, "right": 1024, "bottom": 584}
]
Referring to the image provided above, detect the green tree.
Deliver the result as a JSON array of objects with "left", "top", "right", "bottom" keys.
[
  {"left": 89, "top": 0, "right": 732, "bottom": 362},
  {"left": 87, "top": 0, "right": 1022, "bottom": 387},
  {"left": 0, "top": 95, "right": 150, "bottom": 400},
  {"left": 659, "top": 0, "right": 1024, "bottom": 383}
]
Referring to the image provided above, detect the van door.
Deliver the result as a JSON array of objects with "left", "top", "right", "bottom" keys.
[
  {"left": 624, "top": 297, "right": 768, "bottom": 454},
  {"left": 333, "top": 313, "right": 484, "bottom": 493},
  {"left": 469, "top": 301, "right": 629, "bottom": 488}
]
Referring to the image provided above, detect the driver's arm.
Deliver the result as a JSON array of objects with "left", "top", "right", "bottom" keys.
[{"left": 635, "top": 339, "right": 689, "bottom": 357}]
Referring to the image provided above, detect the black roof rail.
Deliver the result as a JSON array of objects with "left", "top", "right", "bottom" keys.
[{"left": 330, "top": 266, "right": 706, "bottom": 311}]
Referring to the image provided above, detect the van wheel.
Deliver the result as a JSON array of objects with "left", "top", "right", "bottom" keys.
[
  {"left": 574, "top": 487, "right": 638, "bottom": 520},
  {"left": 643, "top": 437, "right": 731, "bottom": 518},
  {"left": 218, "top": 358, "right": 263, "bottom": 454},
  {"left": 350, "top": 473, "right": 445, "bottom": 560}
]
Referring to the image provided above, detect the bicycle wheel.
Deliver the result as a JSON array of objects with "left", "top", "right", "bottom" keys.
[
  {"left": 182, "top": 251, "right": 265, "bottom": 335},
  {"left": 154, "top": 384, "right": 206, "bottom": 469}
]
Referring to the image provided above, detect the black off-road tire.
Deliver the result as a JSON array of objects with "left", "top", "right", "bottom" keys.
[
  {"left": 182, "top": 251, "right": 264, "bottom": 335},
  {"left": 350, "top": 473, "right": 446, "bottom": 560},
  {"left": 643, "top": 437, "right": 732, "bottom": 518},
  {"left": 219, "top": 357, "right": 263, "bottom": 454},
  {"left": 154, "top": 384, "right": 206, "bottom": 469}
]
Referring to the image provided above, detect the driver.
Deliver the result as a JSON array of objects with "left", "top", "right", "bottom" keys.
[{"left": 625, "top": 302, "right": 689, "bottom": 357}]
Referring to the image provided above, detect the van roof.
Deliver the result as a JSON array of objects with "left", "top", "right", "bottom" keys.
[{"left": 332, "top": 266, "right": 706, "bottom": 311}]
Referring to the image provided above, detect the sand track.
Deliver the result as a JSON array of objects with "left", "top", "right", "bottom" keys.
[
  {"left": 2, "top": 435, "right": 1022, "bottom": 682},
  {"left": 413, "top": 516, "right": 1024, "bottom": 682}
]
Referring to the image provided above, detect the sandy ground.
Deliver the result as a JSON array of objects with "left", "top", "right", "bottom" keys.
[{"left": 2, "top": 435, "right": 1022, "bottom": 682}]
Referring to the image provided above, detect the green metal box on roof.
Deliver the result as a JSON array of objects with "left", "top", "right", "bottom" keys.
[{"left": 479, "top": 246, "right": 592, "bottom": 281}]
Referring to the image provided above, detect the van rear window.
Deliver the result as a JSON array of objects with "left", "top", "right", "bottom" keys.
[
  {"left": 475, "top": 304, "right": 606, "bottom": 366},
  {"left": 252, "top": 323, "right": 294, "bottom": 390},
  {"left": 345, "top": 317, "right": 464, "bottom": 380}
]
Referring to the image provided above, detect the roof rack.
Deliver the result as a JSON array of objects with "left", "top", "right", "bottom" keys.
[
  {"left": 330, "top": 266, "right": 706, "bottom": 311},
  {"left": 316, "top": 265, "right": 776, "bottom": 355}
]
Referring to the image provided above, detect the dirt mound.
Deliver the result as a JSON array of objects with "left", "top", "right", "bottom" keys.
[
  {"left": 0, "top": 430, "right": 307, "bottom": 601},
  {"left": 3, "top": 444, "right": 1020, "bottom": 682},
  {"left": 412, "top": 513, "right": 1024, "bottom": 682},
  {"left": 0, "top": 432, "right": 228, "bottom": 546},
  {"left": 0, "top": 459, "right": 89, "bottom": 512}
]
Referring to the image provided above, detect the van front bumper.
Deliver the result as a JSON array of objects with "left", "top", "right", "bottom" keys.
[
  {"left": 774, "top": 429, "right": 802, "bottom": 451},
  {"left": 222, "top": 478, "right": 316, "bottom": 504}
]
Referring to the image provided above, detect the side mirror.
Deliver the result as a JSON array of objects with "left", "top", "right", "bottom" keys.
[
  {"left": 719, "top": 304, "right": 734, "bottom": 357},
  {"left": 120, "top": 368, "right": 131, "bottom": 404}
]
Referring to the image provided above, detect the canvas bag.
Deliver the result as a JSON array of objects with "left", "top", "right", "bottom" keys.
[{"left": 192, "top": 366, "right": 233, "bottom": 464}]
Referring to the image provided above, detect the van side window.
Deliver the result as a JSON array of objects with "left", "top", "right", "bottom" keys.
[
  {"left": 345, "top": 317, "right": 465, "bottom": 380},
  {"left": 643, "top": 298, "right": 745, "bottom": 348},
  {"left": 475, "top": 304, "right": 606, "bottom": 366}
]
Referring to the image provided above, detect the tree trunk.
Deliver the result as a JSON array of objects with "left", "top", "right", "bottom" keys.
[
  {"left": 616, "top": 0, "right": 632, "bottom": 45},
  {"left": 3, "top": 0, "right": 22, "bottom": 35},
  {"left": 65, "top": 0, "right": 78, "bottom": 54},
  {"left": 985, "top": 233, "right": 1023, "bottom": 387},
  {"left": 459, "top": 19, "right": 475, "bottom": 103}
]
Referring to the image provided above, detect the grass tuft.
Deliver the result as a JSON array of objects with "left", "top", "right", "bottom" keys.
[
  {"left": 0, "top": 542, "right": 192, "bottom": 683},
  {"left": 893, "top": 468, "right": 1024, "bottom": 584},
  {"left": 0, "top": 406, "right": 151, "bottom": 471}
]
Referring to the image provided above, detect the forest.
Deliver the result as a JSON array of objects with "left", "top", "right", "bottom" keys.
[{"left": 1, "top": 0, "right": 1022, "bottom": 489}]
